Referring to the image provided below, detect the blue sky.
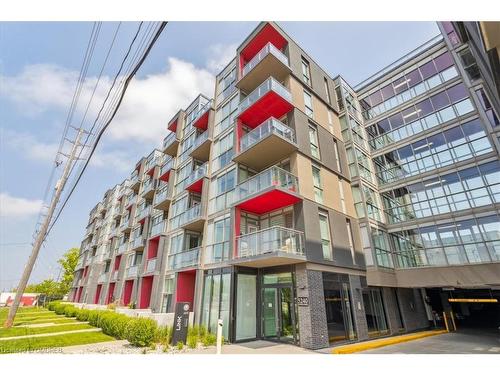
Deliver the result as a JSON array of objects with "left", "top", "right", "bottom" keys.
[{"left": 0, "top": 21, "right": 439, "bottom": 291}]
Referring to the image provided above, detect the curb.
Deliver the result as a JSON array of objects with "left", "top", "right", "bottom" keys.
[{"left": 332, "top": 330, "right": 448, "bottom": 354}]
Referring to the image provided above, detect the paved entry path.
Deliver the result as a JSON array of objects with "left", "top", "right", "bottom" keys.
[
  {"left": 363, "top": 329, "right": 500, "bottom": 354},
  {"left": 188, "top": 340, "right": 314, "bottom": 354}
]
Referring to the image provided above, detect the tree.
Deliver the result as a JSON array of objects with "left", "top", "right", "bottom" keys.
[{"left": 57, "top": 247, "right": 79, "bottom": 296}]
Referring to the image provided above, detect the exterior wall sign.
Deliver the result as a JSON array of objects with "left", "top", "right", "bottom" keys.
[
  {"left": 296, "top": 296, "right": 309, "bottom": 306},
  {"left": 172, "top": 301, "right": 190, "bottom": 345}
]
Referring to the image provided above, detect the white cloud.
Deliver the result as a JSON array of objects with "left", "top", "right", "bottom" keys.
[
  {"left": 206, "top": 43, "right": 238, "bottom": 74},
  {"left": 0, "top": 57, "right": 217, "bottom": 143},
  {"left": 1, "top": 130, "right": 134, "bottom": 173},
  {"left": 0, "top": 192, "right": 43, "bottom": 219}
]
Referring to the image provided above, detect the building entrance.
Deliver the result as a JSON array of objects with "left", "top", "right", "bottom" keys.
[{"left": 261, "top": 286, "right": 296, "bottom": 343}]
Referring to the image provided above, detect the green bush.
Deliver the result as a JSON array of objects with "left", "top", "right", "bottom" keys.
[
  {"left": 63, "top": 306, "right": 78, "bottom": 318},
  {"left": 176, "top": 341, "right": 184, "bottom": 350},
  {"left": 125, "top": 318, "right": 157, "bottom": 347},
  {"left": 202, "top": 333, "right": 216, "bottom": 347},
  {"left": 54, "top": 303, "right": 68, "bottom": 315},
  {"left": 86, "top": 310, "right": 104, "bottom": 326},
  {"left": 154, "top": 325, "right": 172, "bottom": 345},
  {"left": 75, "top": 309, "right": 90, "bottom": 322},
  {"left": 47, "top": 301, "right": 61, "bottom": 311},
  {"left": 99, "top": 312, "right": 131, "bottom": 339},
  {"left": 187, "top": 334, "right": 198, "bottom": 349}
]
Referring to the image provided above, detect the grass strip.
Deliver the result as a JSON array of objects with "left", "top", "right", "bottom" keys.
[
  {"left": 0, "top": 331, "right": 115, "bottom": 354},
  {"left": 13, "top": 318, "right": 76, "bottom": 326},
  {"left": 0, "top": 323, "right": 93, "bottom": 338}
]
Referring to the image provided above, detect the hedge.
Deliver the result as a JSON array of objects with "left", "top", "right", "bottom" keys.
[{"left": 48, "top": 301, "right": 158, "bottom": 347}]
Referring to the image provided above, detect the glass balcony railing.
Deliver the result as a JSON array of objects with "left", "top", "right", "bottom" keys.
[
  {"left": 120, "top": 217, "right": 130, "bottom": 230},
  {"left": 239, "top": 77, "right": 292, "bottom": 114},
  {"left": 163, "top": 132, "right": 178, "bottom": 150},
  {"left": 179, "top": 204, "right": 203, "bottom": 227},
  {"left": 110, "top": 270, "right": 119, "bottom": 281},
  {"left": 98, "top": 273, "right": 109, "bottom": 283},
  {"left": 168, "top": 247, "right": 201, "bottom": 270},
  {"left": 154, "top": 187, "right": 171, "bottom": 206},
  {"left": 145, "top": 258, "right": 157, "bottom": 273},
  {"left": 131, "top": 235, "right": 145, "bottom": 250},
  {"left": 160, "top": 158, "right": 175, "bottom": 177},
  {"left": 130, "top": 170, "right": 140, "bottom": 185},
  {"left": 239, "top": 117, "right": 296, "bottom": 152},
  {"left": 192, "top": 130, "right": 209, "bottom": 150},
  {"left": 136, "top": 205, "right": 152, "bottom": 221},
  {"left": 150, "top": 220, "right": 166, "bottom": 238},
  {"left": 184, "top": 163, "right": 208, "bottom": 190},
  {"left": 145, "top": 151, "right": 164, "bottom": 172},
  {"left": 193, "top": 100, "right": 213, "bottom": 125},
  {"left": 235, "top": 166, "right": 299, "bottom": 201},
  {"left": 118, "top": 241, "right": 129, "bottom": 254},
  {"left": 141, "top": 179, "right": 156, "bottom": 195},
  {"left": 242, "top": 42, "right": 289, "bottom": 77},
  {"left": 126, "top": 265, "right": 138, "bottom": 278},
  {"left": 235, "top": 226, "right": 305, "bottom": 259},
  {"left": 204, "top": 242, "right": 230, "bottom": 264}
]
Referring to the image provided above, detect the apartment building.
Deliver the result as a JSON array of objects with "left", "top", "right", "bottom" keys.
[{"left": 70, "top": 21, "right": 500, "bottom": 349}]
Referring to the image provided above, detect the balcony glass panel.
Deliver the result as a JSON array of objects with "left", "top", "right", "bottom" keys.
[
  {"left": 242, "top": 42, "right": 289, "bottom": 77},
  {"left": 235, "top": 166, "right": 299, "bottom": 201},
  {"left": 126, "top": 265, "right": 138, "bottom": 278},
  {"left": 239, "top": 117, "right": 295, "bottom": 152},
  {"left": 235, "top": 226, "right": 304, "bottom": 259},
  {"left": 163, "top": 132, "right": 178, "bottom": 149},
  {"left": 239, "top": 77, "right": 292, "bottom": 114},
  {"left": 168, "top": 247, "right": 201, "bottom": 270},
  {"left": 184, "top": 163, "right": 208, "bottom": 189},
  {"left": 150, "top": 220, "right": 166, "bottom": 237},
  {"left": 145, "top": 258, "right": 157, "bottom": 273}
]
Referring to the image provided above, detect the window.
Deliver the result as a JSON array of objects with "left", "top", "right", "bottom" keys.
[
  {"left": 303, "top": 90, "right": 314, "bottom": 118},
  {"left": 346, "top": 219, "right": 356, "bottom": 264},
  {"left": 301, "top": 57, "right": 311, "bottom": 85},
  {"left": 214, "top": 95, "right": 239, "bottom": 136},
  {"left": 212, "top": 131, "right": 234, "bottom": 172},
  {"left": 324, "top": 78, "right": 331, "bottom": 104},
  {"left": 161, "top": 277, "right": 174, "bottom": 313},
  {"left": 201, "top": 270, "right": 231, "bottom": 338},
  {"left": 333, "top": 138, "right": 341, "bottom": 172},
  {"left": 335, "top": 86, "right": 344, "bottom": 111},
  {"left": 319, "top": 212, "right": 332, "bottom": 260},
  {"left": 312, "top": 165, "right": 323, "bottom": 204},
  {"left": 210, "top": 217, "right": 231, "bottom": 262},
  {"left": 309, "top": 124, "right": 320, "bottom": 159},
  {"left": 339, "top": 179, "right": 346, "bottom": 214}
]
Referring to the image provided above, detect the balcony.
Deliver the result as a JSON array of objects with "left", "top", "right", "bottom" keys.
[
  {"left": 120, "top": 216, "right": 132, "bottom": 233},
  {"left": 233, "top": 117, "right": 297, "bottom": 170},
  {"left": 150, "top": 220, "right": 166, "bottom": 238},
  {"left": 110, "top": 270, "right": 119, "bottom": 282},
  {"left": 168, "top": 247, "right": 201, "bottom": 270},
  {"left": 130, "top": 235, "right": 146, "bottom": 251},
  {"left": 126, "top": 265, "right": 138, "bottom": 279},
  {"left": 153, "top": 185, "right": 172, "bottom": 211},
  {"left": 239, "top": 22, "right": 288, "bottom": 66},
  {"left": 203, "top": 242, "right": 230, "bottom": 265},
  {"left": 130, "top": 170, "right": 141, "bottom": 192},
  {"left": 98, "top": 272, "right": 109, "bottom": 284},
  {"left": 140, "top": 178, "right": 156, "bottom": 200},
  {"left": 144, "top": 258, "right": 157, "bottom": 274},
  {"left": 233, "top": 226, "right": 305, "bottom": 267},
  {"left": 237, "top": 42, "right": 291, "bottom": 93},
  {"left": 233, "top": 166, "right": 301, "bottom": 214},
  {"left": 179, "top": 204, "right": 205, "bottom": 232},
  {"left": 163, "top": 132, "right": 180, "bottom": 156},
  {"left": 158, "top": 157, "right": 176, "bottom": 182},
  {"left": 136, "top": 205, "right": 152, "bottom": 223},
  {"left": 117, "top": 240, "right": 129, "bottom": 254},
  {"left": 189, "top": 131, "right": 212, "bottom": 162},
  {"left": 238, "top": 77, "right": 293, "bottom": 128},
  {"left": 168, "top": 110, "right": 183, "bottom": 132},
  {"left": 192, "top": 101, "right": 213, "bottom": 131},
  {"left": 184, "top": 163, "right": 208, "bottom": 193},
  {"left": 144, "top": 150, "right": 164, "bottom": 176}
]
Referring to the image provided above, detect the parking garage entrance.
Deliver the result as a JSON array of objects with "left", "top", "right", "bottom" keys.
[{"left": 426, "top": 288, "right": 500, "bottom": 332}]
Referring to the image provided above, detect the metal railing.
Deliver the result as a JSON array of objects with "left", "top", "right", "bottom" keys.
[
  {"left": 235, "top": 226, "right": 305, "bottom": 259},
  {"left": 239, "top": 117, "right": 296, "bottom": 152},
  {"left": 168, "top": 247, "right": 201, "bottom": 270},
  {"left": 242, "top": 42, "right": 289, "bottom": 77},
  {"left": 235, "top": 166, "right": 299, "bottom": 201},
  {"left": 239, "top": 77, "right": 292, "bottom": 114},
  {"left": 130, "top": 170, "right": 140, "bottom": 185}
]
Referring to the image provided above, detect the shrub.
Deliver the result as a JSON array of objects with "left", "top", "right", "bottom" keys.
[
  {"left": 187, "top": 335, "right": 198, "bottom": 349},
  {"left": 54, "top": 303, "right": 68, "bottom": 315},
  {"left": 202, "top": 333, "right": 216, "bottom": 347},
  {"left": 99, "top": 312, "right": 131, "bottom": 339},
  {"left": 47, "top": 301, "right": 61, "bottom": 311},
  {"left": 125, "top": 318, "right": 157, "bottom": 347},
  {"left": 63, "top": 306, "right": 78, "bottom": 318},
  {"left": 75, "top": 309, "right": 90, "bottom": 322},
  {"left": 154, "top": 325, "right": 172, "bottom": 345},
  {"left": 176, "top": 341, "right": 184, "bottom": 350}
]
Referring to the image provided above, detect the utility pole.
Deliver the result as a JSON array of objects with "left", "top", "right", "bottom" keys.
[{"left": 3, "top": 129, "right": 84, "bottom": 328}]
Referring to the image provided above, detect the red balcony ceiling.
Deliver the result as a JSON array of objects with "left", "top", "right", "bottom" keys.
[
  {"left": 159, "top": 168, "right": 172, "bottom": 182},
  {"left": 168, "top": 118, "right": 178, "bottom": 132},
  {"left": 238, "top": 91, "right": 293, "bottom": 128},
  {"left": 240, "top": 23, "right": 288, "bottom": 64},
  {"left": 193, "top": 110, "right": 210, "bottom": 130},
  {"left": 185, "top": 178, "right": 203, "bottom": 193},
  {"left": 236, "top": 189, "right": 301, "bottom": 215}
]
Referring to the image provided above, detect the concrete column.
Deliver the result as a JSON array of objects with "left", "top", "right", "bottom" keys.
[
  {"left": 348, "top": 274, "right": 369, "bottom": 340},
  {"left": 295, "top": 264, "right": 329, "bottom": 349},
  {"left": 382, "top": 287, "right": 402, "bottom": 334},
  {"left": 397, "top": 288, "right": 430, "bottom": 332}
]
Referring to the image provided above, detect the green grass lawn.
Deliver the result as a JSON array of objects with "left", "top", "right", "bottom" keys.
[
  {"left": 0, "top": 307, "right": 48, "bottom": 319},
  {"left": 13, "top": 318, "right": 77, "bottom": 326},
  {"left": 0, "top": 331, "right": 115, "bottom": 354},
  {"left": 0, "top": 323, "right": 94, "bottom": 338}
]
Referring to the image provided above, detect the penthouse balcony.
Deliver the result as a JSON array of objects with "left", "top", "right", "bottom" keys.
[
  {"left": 126, "top": 265, "right": 138, "bottom": 279},
  {"left": 233, "top": 117, "right": 297, "bottom": 171},
  {"left": 168, "top": 247, "right": 201, "bottom": 271},
  {"left": 130, "top": 169, "right": 141, "bottom": 192},
  {"left": 178, "top": 204, "right": 205, "bottom": 232},
  {"left": 153, "top": 184, "right": 173, "bottom": 211},
  {"left": 140, "top": 178, "right": 157, "bottom": 200},
  {"left": 130, "top": 235, "right": 146, "bottom": 251},
  {"left": 144, "top": 258, "right": 158, "bottom": 274},
  {"left": 233, "top": 226, "right": 305, "bottom": 267},
  {"left": 184, "top": 163, "right": 208, "bottom": 193},
  {"left": 237, "top": 42, "right": 291, "bottom": 93},
  {"left": 192, "top": 100, "right": 213, "bottom": 131},
  {"left": 150, "top": 219, "right": 166, "bottom": 239},
  {"left": 238, "top": 77, "right": 293, "bottom": 128},
  {"left": 158, "top": 157, "right": 176, "bottom": 182},
  {"left": 163, "top": 132, "right": 180, "bottom": 156},
  {"left": 144, "top": 150, "right": 164, "bottom": 176},
  {"left": 233, "top": 166, "right": 301, "bottom": 215},
  {"left": 189, "top": 131, "right": 212, "bottom": 162}
]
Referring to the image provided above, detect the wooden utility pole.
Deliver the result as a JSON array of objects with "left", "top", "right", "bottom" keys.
[{"left": 3, "top": 129, "right": 84, "bottom": 328}]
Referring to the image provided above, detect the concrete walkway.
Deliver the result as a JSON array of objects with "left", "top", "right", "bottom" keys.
[
  {"left": 188, "top": 340, "right": 314, "bottom": 354},
  {"left": 0, "top": 328, "right": 101, "bottom": 341}
]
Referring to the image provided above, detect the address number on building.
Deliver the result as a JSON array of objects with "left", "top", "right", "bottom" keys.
[{"left": 296, "top": 297, "right": 309, "bottom": 306}]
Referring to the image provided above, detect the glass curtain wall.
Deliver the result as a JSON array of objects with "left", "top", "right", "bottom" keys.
[{"left": 201, "top": 268, "right": 231, "bottom": 338}]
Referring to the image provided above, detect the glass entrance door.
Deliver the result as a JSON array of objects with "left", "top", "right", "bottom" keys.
[{"left": 262, "top": 286, "right": 296, "bottom": 343}]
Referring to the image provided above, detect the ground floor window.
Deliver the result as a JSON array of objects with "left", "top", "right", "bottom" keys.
[
  {"left": 323, "top": 272, "right": 357, "bottom": 343},
  {"left": 363, "top": 289, "right": 389, "bottom": 337},
  {"left": 201, "top": 268, "right": 231, "bottom": 338},
  {"left": 235, "top": 273, "right": 257, "bottom": 340},
  {"left": 160, "top": 276, "right": 174, "bottom": 313}
]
